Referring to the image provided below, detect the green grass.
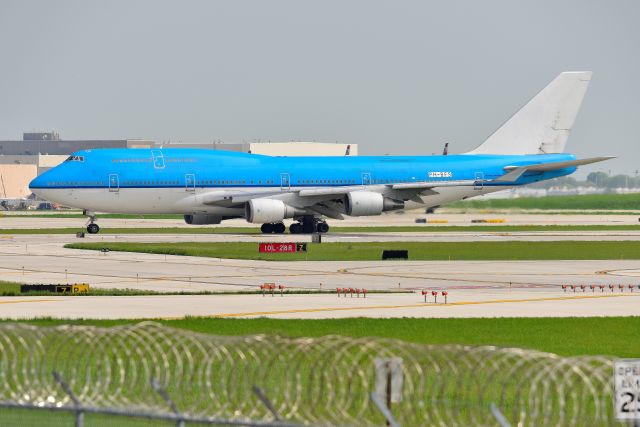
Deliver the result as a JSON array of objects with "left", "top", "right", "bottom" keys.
[
  {"left": 5, "top": 317, "right": 638, "bottom": 357},
  {"left": 0, "top": 318, "right": 625, "bottom": 425},
  {"left": 0, "top": 280, "right": 21, "bottom": 294},
  {"left": 0, "top": 407, "right": 179, "bottom": 427},
  {"left": 450, "top": 192, "right": 640, "bottom": 210},
  {"left": 0, "top": 280, "right": 404, "bottom": 297},
  {"left": 66, "top": 240, "right": 640, "bottom": 261}
]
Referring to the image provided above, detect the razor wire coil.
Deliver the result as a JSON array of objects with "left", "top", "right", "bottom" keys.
[{"left": 0, "top": 321, "right": 620, "bottom": 426}]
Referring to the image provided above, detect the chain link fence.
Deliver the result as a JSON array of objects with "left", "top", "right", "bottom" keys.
[{"left": 0, "top": 321, "right": 627, "bottom": 426}]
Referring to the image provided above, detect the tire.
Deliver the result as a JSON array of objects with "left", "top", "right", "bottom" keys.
[
  {"left": 87, "top": 223, "right": 100, "bottom": 234},
  {"left": 273, "top": 223, "right": 286, "bottom": 234},
  {"left": 260, "top": 223, "right": 274, "bottom": 234},
  {"left": 289, "top": 223, "right": 302, "bottom": 234},
  {"left": 316, "top": 222, "right": 329, "bottom": 233},
  {"left": 302, "top": 222, "right": 315, "bottom": 234}
]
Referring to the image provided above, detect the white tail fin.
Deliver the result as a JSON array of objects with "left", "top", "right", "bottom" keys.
[{"left": 467, "top": 71, "right": 592, "bottom": 155}]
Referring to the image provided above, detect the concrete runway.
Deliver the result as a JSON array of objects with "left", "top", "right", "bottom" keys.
[
  {"left": 1, "top": 291, "right": 639, "bottom": 319},
  {"left": 2, "top": 211, "right": 640, "bottom": 229},
  {"left": 2, "top": 212, "right": 640, "bottom": 319},
  {"left": 1, "top": 231, "right": 640, "bottom": 318},
  {"left": 2, "top": 234, "right": 640, "bottom": 291}
]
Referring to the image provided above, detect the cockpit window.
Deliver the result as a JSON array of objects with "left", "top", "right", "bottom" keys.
[{"left": 65, "top": 155, "right": 84, "bottom": 162}]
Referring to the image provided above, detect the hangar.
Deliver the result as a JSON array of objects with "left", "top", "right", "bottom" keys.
[{"left": 0, "top": 131, "right": 357, "bottom": 204}]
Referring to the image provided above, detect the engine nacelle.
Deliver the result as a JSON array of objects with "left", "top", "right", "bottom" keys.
[
  {"left": 184, "top": 214, "right": 222, "bottom": 225},
  {"left": 345, "top": 191, "right": 404, "bottom": 216},
  {"left": 245, "top": 199, "right": 301, "bottom": 224}
]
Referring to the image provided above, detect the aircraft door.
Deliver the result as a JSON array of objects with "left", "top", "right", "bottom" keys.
[
  {"left": 474, "top": 172, "right": 484, "bottom": 190},
  {"left": 361, "top": 172, "right": 371, "bottom": 186},
  {"left": 151, "top": 150, "right": 165, "bottom": 169},
  {"left": 108, "top": 174, "right": 119, "bottom": 193},
  {"left": 185, "top": 174, "right": 196, "bottom": 192},
  {"left": 280, "top": 173, "right": 290, "bottom": 190}
]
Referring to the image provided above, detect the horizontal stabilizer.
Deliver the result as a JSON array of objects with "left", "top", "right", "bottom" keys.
[{"left": 496, "top": 156, "right": 615, "bottom": 182}]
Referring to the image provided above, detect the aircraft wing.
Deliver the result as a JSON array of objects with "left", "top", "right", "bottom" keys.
[
  {"left": 297, "top": 180, "right": 478, "bottom": 196},
  {"left": 198, "top": 156, "right": 612, "bottom": 212},
  {"left": 200, "top": 181, "right": 478, "bottom": 209}
]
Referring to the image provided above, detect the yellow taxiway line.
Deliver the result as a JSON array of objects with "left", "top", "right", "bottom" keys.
[
  {"left": 205, "top": 293, "right": 638, "bottom": 318},
  {"left": 0, "top": 299, "right": 56, "bottom": 305}
]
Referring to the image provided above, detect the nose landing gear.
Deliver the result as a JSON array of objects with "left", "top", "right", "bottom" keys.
[{"left": 84, "top": 210, "right": 100, "bottom": 234}]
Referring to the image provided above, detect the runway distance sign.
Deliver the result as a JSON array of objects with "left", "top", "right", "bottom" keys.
[
  {"left": 259, "top": 243, "right": 307, "bottom": 253},
  {"left": 615, "top": 359, "right": 640, "bottom": 420}
]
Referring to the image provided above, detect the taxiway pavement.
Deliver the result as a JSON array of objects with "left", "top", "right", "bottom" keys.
[
  {"left": 1, "top": 290, "right": 638, "bottom": 319},
  {"left": 2, "top": 213, "right": 640, "bottom": 319}
]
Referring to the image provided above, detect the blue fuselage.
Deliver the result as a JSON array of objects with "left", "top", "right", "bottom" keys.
[{"left": 30, "top": 148, "right": 576, "bottom": 191}]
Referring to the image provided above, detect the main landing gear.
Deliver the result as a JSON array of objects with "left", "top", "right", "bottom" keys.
[
  {"left": 259, "top": 218, "right": 330, "bottom": 234},
  {"left": 290, "top": 218, "right": 329, "bottom": 234},
  {"left": 260, "top": 223, "right": 286, "bottom": 234},
  {"left": 84, "top": 210, "right": 100, "bottom": 234}
]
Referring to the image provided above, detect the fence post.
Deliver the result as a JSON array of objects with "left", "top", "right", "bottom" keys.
[
  {"left": 52, "top": 371, "right": 84, "bottom": 427},
  {"left": 252, "top": 385, "right": 282, "bottom": 421},
  {"left": 370, "top": 392, "right": 400, "bottom": 427},
  {"left": 490, "top": 402, "right": 512, "bottom": 427},
  {"left": 151, "top": 378, "right": 185, "bottom": 427}
]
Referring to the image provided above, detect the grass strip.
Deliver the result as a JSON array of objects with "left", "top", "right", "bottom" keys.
[
  {"left": 0, "top": 281, "right": 406, "bottom": 297},
  {"left": 449, "top": 192, "right": 640, "bottom": 210},
  {"left": 65, "top": 240, "right": 640, "bottom": 261},
  {"left": 3, "top": 317, "right": 637, "bottom": 357}
]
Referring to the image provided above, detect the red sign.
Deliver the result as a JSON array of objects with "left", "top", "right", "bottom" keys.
[
  {"left": 259, "top": 243, "right": 296, "bottom": 253},
  {"left": 259, "top": 243, "right": 307, "bottom": 253}
]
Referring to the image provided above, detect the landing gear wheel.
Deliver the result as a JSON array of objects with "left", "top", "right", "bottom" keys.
[
  {"left": 289, "top": 223, "right": 302, "bottom": 234},
  {"left": 316, "top": 222, "right": 329, "bottom": 233},
  {"left": 260, "top": 223, "right": 274, "bottom": 234},
  {"left": 302, "top": 222, "right": 315, "bottom": 234},
  {"left": 273, "top": 223, "right": 286, "bottom": 234},
  {"left": 87, "top": 223, "right": 100, "bottom": 234}
]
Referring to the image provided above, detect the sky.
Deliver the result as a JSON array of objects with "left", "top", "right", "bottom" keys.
[{"left": 0, "top": 0, "right": 638, "bottom": 176}]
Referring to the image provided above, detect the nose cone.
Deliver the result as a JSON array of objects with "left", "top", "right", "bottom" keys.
[
  {"left": 29, "top": 175, "right": 45, "bottom": 190},
  {"left": 29, "top": 172, "right": 52, "bottom": 198}
]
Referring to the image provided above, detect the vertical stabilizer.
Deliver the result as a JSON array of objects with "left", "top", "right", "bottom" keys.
[{"left": 467, "top": 71, "right": 592, "bottom": 155}]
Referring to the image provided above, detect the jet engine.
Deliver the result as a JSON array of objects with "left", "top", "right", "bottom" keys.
[
  {"left": 184, "top": 214, "right": 223, "bottom": 225},
  {"left": 345, "top": 191, "right": 404, "bottom": 216},
  {"left": 245, "top": 199, "right": 302, "bottom": 223}
]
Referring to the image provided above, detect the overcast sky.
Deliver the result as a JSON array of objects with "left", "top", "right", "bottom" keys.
[{"left": 0, "top": 0, "right": 638, "bottom": 176}]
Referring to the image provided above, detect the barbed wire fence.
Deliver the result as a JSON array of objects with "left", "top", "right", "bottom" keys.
[{"left": 0, "top": 321, "right": 626, "bottom": 426}]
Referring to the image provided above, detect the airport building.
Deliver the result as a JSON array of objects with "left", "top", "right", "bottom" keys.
[
  {"left": 0, "top": 132, "right": 357, "bottom": 201},
  {"left": 0, "top": 131, "right": 154, "bottom": 155},
  {"left": 165, "top": 141, "right": 357, "bottom": 156},
  {"left": 0, "top": 164, "right": 37, "bottom": 199}
]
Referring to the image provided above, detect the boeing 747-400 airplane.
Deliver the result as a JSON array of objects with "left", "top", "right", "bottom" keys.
[{"left": 30, "top": 71, "right": 612, "bottom": 234}]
